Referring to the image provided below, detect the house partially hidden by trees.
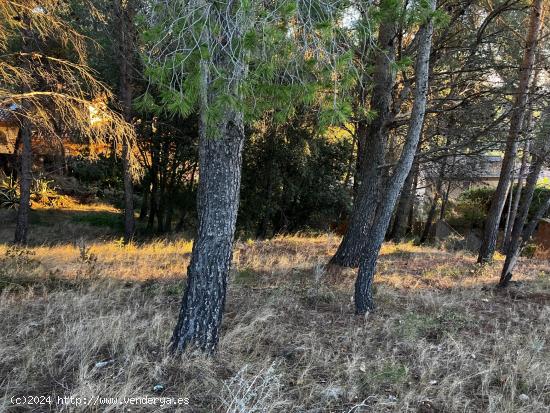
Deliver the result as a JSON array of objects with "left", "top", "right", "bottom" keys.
[{"left": 0, "top": 106, "right": 112, "bottom": 177}]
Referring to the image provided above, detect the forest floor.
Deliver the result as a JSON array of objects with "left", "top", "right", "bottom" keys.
[{"left": 0, "top": 207, "right": 549, "bottom": 412}]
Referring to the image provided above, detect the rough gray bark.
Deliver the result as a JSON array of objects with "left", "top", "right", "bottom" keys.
[
  {"left": 14, "top": 124, "right": 32, "bottom": 244},
  {"left": 171, "top": 5, "right": 247, "bottom": 351},
  {"left": 115, "top": 0, "right": 136, "bottom": 243},
  {"left": 171, "top": 108, "right": 244, "bottom": 352},
  {"left": 354, "top": 0, "right": 436, "bottom": 314},
  {"left": 499, "top": 152, "right": 544, "bottom": 286},
  {"left": 478, "top": 0, "right": 542, "bottom": 263},
  {"left": 330, "top": 17, "right": 398, "bottom": 267}
]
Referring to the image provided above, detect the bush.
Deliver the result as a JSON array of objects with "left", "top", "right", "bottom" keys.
[{"left": 447, "top": 187, "right": 494, "bottom": 229}]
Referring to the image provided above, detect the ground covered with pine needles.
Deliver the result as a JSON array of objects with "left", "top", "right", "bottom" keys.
[{"left": 0, "top": 215, "right": 549, "bottom": 412}]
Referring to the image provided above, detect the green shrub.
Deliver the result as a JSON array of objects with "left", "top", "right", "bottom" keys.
[{"left": 447, "top": 187, "right": 494, "bottom": 229}]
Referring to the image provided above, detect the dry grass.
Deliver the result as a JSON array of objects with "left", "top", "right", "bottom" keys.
[{"left": 0, "top": 225, "right": 549, "bottom": 412}]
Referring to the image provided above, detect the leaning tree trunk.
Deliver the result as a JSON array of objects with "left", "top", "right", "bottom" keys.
[
  {"left": 503, "top": 142, "right": 529, "bottom": 252},
  {"left": 15, "top": 124, "right": 32, "bottom": 244},
  {"left": 171, "top": 107, "right": 245, "bottom": 352},
  {"left": 330, "top": 15, "right": 398, "bottom": 268},
  {"left": 499, "top": 152, "right": 544, "bottom": 286},
  {"left": 478, "top": 0, "right": 542, "bottom": 263},
  {"left": 355, "top": 0, "right": 436, "bottom": 314}
]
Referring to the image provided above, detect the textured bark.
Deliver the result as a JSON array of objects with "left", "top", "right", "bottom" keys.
[
  {"left": 115, "top": 0, "right": 136, "bottom": 243},
  {"left": 478, "top": 0, "right": 542, "bottom": 263},
  {"left": 390, "top": 164, "right": 416, "bottom": 242},
  {"left": 171, "top": 109, "right": 245, "bottom": 352},
  {"left": 499, "top": 153, "right": 544, "bottom": 286},
  {"left": 331, "top": 16, "right": 398, "bottom": 267},
  {"left": 503, "top": 145, "right": 529, "bottom": 252},
  {"left": 15, "top": 124, "right": 32, "bottom": 244},
  {"left": 355, "top": 1, "right": 436, "bottom": 314}
]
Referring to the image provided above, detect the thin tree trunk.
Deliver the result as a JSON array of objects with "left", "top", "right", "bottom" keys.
[
  {"left": 355, "top": 0, "right": 436, "bottom": 314},
  {"left": 115, "top": 0, "right": 136, "bottom": 243},
  {"left": 499, "top": 153, "right": 544, "bottom": 286},
  {"left": 171, "top": 44, "right": 246, "bottom": 351},
  {"left": 139, "top": 183, "right": 149, "bottom": 221},
  {"left": 15, "top": 124, "right": 32, "bottom": 244},
  {"left": 503, "top": 141, "right": 530, "bottom": 252},
  {"left": 122, "top": 137, "right": 135, "bottom": 241},
  {"left": 419, "top": 193, "right": 440, "bottom": 244},
  {"left": 390, "top": 164, "right": 416, "bottom": 242},
  {"left": 164, "top": 200, "right": 173, "bottom": 232},
  {"left": 439, "top": 179, "right": 452, "bottom": 220},
  {"left": 478, "top": 0, "right": 542, "bottom": 263},
  {"left": 147, "top": 143, "right": 159, "bottom": 231},
  {"left": 256, "top": 127, "right": 276, "bottom": 238},
  {"left": 420, "top": 162, "right": 445, "bottom": 244},
  {"left": 502, "top": 173, "right": 514, "bottom": 251},
  {"left": 408, "top": 167, "right": 419, "bottom": 233}
]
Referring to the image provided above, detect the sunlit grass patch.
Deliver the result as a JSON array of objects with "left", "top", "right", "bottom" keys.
[{"left": 0, "top": 235, "right": 548, "bottom": 412}]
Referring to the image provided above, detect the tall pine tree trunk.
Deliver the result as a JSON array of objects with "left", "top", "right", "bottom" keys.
[
  {"left": 478, "top": 0, "right": 542, "bottom": 263},
  {"left": 171, "top": 10, "right": 246, "bottom": 352},
  {"left": 355, "top": 0, "right": 436, "bottom": 313},
  {"left": 331, "top": 14, "right": 398, "bottom": 267},
  {"left": 171, "top": 108, "right": 244, "bottom": 352},
  {"left": 15, "top": 124, "right": 32, "bottom": 244}
]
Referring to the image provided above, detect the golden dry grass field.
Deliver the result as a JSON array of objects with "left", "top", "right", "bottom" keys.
[{"left": 0, "top": 206, "right": 549, "bottom": 412}]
